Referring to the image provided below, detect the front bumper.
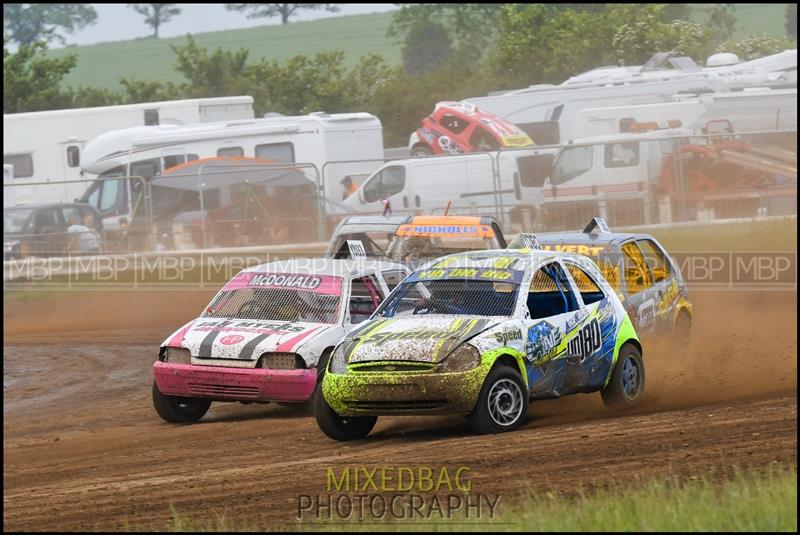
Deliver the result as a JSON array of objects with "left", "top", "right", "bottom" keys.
[
  {"left": 153, "top": 361, "right": 316, "bottom": 402},
  {"left": 321, "top": 363, "right": 491, "bottom": 417}
]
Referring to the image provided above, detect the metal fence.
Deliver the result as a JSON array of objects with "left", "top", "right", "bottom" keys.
[{"left": 3, "top": 128, "right": 796, "bottom": 261}]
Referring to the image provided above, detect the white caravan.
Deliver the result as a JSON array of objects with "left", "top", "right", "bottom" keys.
[
  {"left": 563, "top": 49, "right": 796, "bottom": 88},
  {"left": 340, "top": 149, "right": 556, "bottom": 228},
  {"left": 78, "top": 112, "right": 384, "bottom": 229},
  {"left": 572, "top": 88, "right": 797, "bottom": 139},
  {"left": 3, "top": 96, "right": 254, "bottom": 205},
  {"left": 463, "top": 51, "right": 796, "bottom": 145},
  {"left": 463, "top": 77, "right": 721, "bottom": 145}
]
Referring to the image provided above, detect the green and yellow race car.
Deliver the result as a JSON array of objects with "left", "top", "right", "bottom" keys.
[{"left": 315, "top": 247, "right": 643, "bottom": 440}]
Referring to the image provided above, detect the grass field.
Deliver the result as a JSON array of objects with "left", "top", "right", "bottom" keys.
[
  {"left": 48, "top": 12, "right": 399, "bottom": 91},
  {"left": 690, "top": 4, "right": 793, "bottom": 39},
  {"left": 160, "top": 465, "right": 797, "bottom": 531},
  {"left": 47, "top": 5, "right": 792, "bottom": 92}
]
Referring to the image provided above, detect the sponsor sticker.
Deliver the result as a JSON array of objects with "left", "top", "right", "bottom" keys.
[
  {"left": 409, "top": 268, "right": 524, "bottom": 283},
  {"left": 221, "top": 272, "right": 342, "bottom": 295},
  {"left": 219, "top": 334, "right": 245, "bottom": 345}
]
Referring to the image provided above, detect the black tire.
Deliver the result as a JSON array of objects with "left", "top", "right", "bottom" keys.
[
  {"left": 467, "top": 363, "right": 529, "bottom": 435},
  {"left": 601, "top": 343, "right": 645, "bottom": 410},
  {"left": 673, "top": 310, "right": 692, "bottom": 344},
  {"left": 410, "top": 144, "right": 433, "bottom": 157},
  {"left": 152, "top": 382, "right": 211, "bottom": 423},
  {"left": 314, "top": 388, "right": 377, "bottom": 441}
]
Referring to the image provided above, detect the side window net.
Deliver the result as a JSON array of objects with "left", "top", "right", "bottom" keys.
[{"left": 528, "top": 262, "right": 579, "bottom": 319}]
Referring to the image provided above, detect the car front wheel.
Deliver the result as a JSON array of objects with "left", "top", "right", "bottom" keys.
[
  {"left": 601, "top": 343, "right": 645, "bottom": 410},
  {"left": 152, "top": 382, "right": 211, "bottom": 423},
  {"left": 467, "top": 364, "right": 529, "bottom": 434},
  {"left": 315, "top": 389, "right": 377, "bottom": 441}
]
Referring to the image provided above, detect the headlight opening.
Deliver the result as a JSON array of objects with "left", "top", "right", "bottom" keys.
[
  {"left": 328, "top": 344, "right": 349, "bottom": 374},
  {"left": 164, "top": 347, "right": 192, "bottom": 365},
  {"left": 439, "top": 344, "right": 481, "bottom": 373}
]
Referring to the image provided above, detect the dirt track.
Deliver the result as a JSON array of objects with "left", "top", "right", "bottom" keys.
[{"left": 3, "top": 290, "right": 797, "bottom": 530}]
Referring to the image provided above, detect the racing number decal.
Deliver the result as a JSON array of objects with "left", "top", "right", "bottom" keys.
[{"left": 566, "top": 318, "right": 601, "bottom": 360}]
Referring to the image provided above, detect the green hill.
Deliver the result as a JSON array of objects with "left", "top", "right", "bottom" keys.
[
  {"left": 48, "top": 12, "right": 400, "bottom": 91},
  {"left": 47, "top": 5, "right": 792, "bottom": 92}
]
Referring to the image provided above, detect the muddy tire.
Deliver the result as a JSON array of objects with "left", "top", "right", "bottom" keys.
[
  {"left": 601, "top": 343, "right": 645, "bottom": 410},
  {"left": 467, "top": 364, "right": 529, "bottom": 435},
  {"left": 315, "top": 389, "right": 377, "bottom": 441},
  {"left": 152, "top": 382, "right": 211, "bottom": 423}
]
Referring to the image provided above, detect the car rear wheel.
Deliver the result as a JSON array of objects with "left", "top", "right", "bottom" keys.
[
  {"left": 152, "top": 382, "right": 211, "bottom": 423},
  {"left": 673, "top": 310, "right": 692, "bottom": 344},
  {"left": 315, "top": 389, "right": 377, "bottom": 441},
  {"left": 601, "top": 343, "right": 645, "bottom": 410},
  {"left": 468, "top": 364, "right": 529, "bottom": 434},
  {"left": 410, "top": 144, "right": 433, "bottom": 157}
]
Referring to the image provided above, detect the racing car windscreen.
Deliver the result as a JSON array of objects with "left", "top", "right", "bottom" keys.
[
  {"left": 375, "top": 278, "right": 519, "bottom": 318},
  {"left": 202, "top": 285, "right": 342, "bottom": 324}
]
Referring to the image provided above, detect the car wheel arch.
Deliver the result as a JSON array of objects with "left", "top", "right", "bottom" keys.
[
  {"left": 317, "top": 346, "right": 335, "bottom": 369},
  {"left": 487, "top": 352, "right": 529, "bottom": 390},
  {"left": 620, "top": 338, "right": 642, "bottom": 357}
]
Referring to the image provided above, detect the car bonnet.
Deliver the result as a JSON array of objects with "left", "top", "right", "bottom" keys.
[
  {"left": 162, "top": 317, "right": 332, "bottom": 361},
  {"left": 341, "top": 316, "right": 498, "bottom": 364}
]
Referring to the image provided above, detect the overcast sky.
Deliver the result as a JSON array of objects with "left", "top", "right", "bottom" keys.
[{"left": 49, "top": 3, "right": 399, "bottom": 48}]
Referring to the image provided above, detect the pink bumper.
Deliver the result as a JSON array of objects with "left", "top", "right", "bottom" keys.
[{"left": 153, "top": 361, "right": 317, "bottom": 402}]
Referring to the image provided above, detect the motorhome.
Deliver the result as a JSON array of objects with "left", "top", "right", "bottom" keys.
[
  {"left": 77, "top": 112, "right": 385, "bottom": 231},
  {"left": 3, "top": 96, "right": 255, "bottom": 205},
  {"left": 3, "top": 164, "right": 15, "bottom": 208},
  {"left": 572, "top": 88, "right": 797, "bottom": 139},
  {"left": 518, "top": 126, "right": 797, "bottom": 228},
  {"left": 463, "top": 77, "right": 721, "bottom": 145},
  {"left": 509, "top": 128, "right": 690, "bottom": 228},
  {"left": 463, "top": 51, "right": 796, "bottom": 145},
  {"left": 563, "top": 49, "right": 796, "bottom": 88}
]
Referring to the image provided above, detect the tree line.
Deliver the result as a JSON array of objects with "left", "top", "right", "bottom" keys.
[{"left": 4, "top": 4, "right": 797, "bottom": 146}]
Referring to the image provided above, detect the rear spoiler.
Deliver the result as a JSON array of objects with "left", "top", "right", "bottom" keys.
[
  {"left": 517, "top": 233, "right": 541, "bottom": 250},
  {"left": 583, "top": 217, "right": 610, "bottom": 234}
]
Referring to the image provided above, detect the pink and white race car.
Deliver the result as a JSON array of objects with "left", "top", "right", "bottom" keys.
[{"left": 152, "top": 258, "right": 409, "bottom": 422}]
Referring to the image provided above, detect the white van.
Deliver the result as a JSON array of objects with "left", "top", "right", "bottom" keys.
[{"left": 340, "top": 149, "right": 555, "bottom": 226}]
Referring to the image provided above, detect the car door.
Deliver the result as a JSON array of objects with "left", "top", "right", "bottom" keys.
[
  {"left": 521, "top": 261, "right": 582, "bottom": 397},
  {"left": 619, "top": 240, "right": 657, "bottom": 335},
  {"left": 351, "top": 165, "right": 407, "bottom": 214},
  {"left": 636, "top": 237, "right": 679, "bottom": 334},
  {"left": 562, "top": 260, "right": 619, "bottom": 390},
  {"left": 346, "top": 273, "right": 386, "bottom": 328}
]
